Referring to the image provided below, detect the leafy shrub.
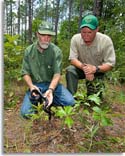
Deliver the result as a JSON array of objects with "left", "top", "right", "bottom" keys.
[
  {"left": 4, "top": 34, "right": 25, "bottom": 82},
  {"left": 58, "top": 39, "right": 70, "bottom": 69}
]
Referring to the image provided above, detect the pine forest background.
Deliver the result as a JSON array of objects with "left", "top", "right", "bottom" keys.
[{"left": 4, "top": 0, "right": 125, "bottom": 86}]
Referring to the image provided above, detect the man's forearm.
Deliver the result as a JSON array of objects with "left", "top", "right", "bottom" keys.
[
  {"left": 23, "top": 74, "right": 33, "bottom": 88},
  {"left": 71, "top": 59, "right": 84, "bottom": 70},
  {"left": 98, "top": 64, "right": 113, "bottom": 73},
  {"left": 49, "top": 73, "right": 61, "bottom": 91},
  {"left": 71, "top": 59, "right": 113, "bottom": 73}
]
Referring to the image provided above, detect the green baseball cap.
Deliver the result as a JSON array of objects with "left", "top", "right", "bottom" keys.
[
  {"left": 38, "top": 21, "right": 56, "bottom": 36},
  {"left": 80, "top": 15, "right": 99, "bottom": 30}
]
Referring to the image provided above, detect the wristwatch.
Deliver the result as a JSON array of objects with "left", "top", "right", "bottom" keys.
[{"left": 96, "top": 66, "right": 100, "bottom": 73}]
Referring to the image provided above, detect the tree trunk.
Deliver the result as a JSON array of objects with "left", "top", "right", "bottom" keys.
[
  {"left": 93, "top": 0, "right": 103, "bottom": 17},
  {"left": 68, "top": 0, "right": 73, "bottom": 39},
  {"left": 25, "top": 0, "right": 28, "bottom": 44},
  {"left": 45, "top": 0, "right": 48, "bottom": 21},
  {"left": 10, "top": 1, "right": 13, "bottom": 35},
  {"left": 78, "top": 0, "right": 84, "bottom": 32},
  {"left": 17, "top": 0, "right": 20, "bottom": 35},
  {"left": 28, "top": 0, "right": 32, "bottom": 44},
  {"left": 54, "top": 0, "right": 60, "bottom": 44}
]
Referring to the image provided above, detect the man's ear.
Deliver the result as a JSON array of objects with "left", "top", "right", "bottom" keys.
[{"left": 96, "top": 27, "right": 99, "bottom": 32}]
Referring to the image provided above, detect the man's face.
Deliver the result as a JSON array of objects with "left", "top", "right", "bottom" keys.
[
  {"left": 37, "top": 32, "right": 52, "bottom": 49},
  {"left": 81, "top": 27, "right": 98, "bottom": 46}
]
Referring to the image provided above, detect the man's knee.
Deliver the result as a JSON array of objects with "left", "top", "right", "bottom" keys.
[
  {"left": 66, "top": 96, "right": 75, "bottom": 106},
  {"left": 66, "top": 65, "right": 76, "bottom": 74},
  {"left": 20, "top": 103, "right": 35, "bottom": 119},
  {"left": 20, "top": 108, "right": 30, "bottom": 118},
  {"left": 20, "top": 109, "right": 29, "bottom": 119}
]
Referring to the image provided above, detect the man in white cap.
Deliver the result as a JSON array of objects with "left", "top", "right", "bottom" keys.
[{"left": 21, "top": 21, "right": 75, "bottom": 118}]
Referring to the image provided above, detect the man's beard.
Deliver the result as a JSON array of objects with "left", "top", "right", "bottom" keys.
[{"left": 39, "top": 42, "right": 49, "bottom": 49}]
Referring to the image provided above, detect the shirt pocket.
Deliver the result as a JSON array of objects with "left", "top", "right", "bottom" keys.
[
  {"left": 93, "top": 51, "right": 103, "bottom": 64},
  {"left": 47, "top": 65, "right": 54, "bottom": 79}
]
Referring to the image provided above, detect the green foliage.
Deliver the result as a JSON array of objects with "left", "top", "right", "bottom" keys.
[
  {"left": 74, "top": 91, "right": 87, "bottom": 105},
  {"left": 106, "top": 70, "right": 121, "bottom": 85},
  {"left": 4, "top": 90, "right": 19, "bottom": 109},
  {"left": 59, "top": 17, "right": 79, "bottom": 40},
  {"left": 58, "top": 39, "right": 70, "bottom": 68},
  {"left": 4, "top": 34, "right": 26, "bottom": 108},
  {"left": 29, "top": 103, "right": 47, "bottom": 121},
  {"left": 74, "top": 80, "right": 113, "bottom": 151},
  {"left": 83, "top": 102, "right": 112, "bottom": 152},
  {"left": 75, "top": 83, "right": 112, "bottom": 128},
  {"left": 108, "top": 26, "right": 125, "bottom": 82},
  {"left": 85, "top": 123, "right": 99, "bottom": 152},
  {"left": 4, "top": 34, "right": 24, "bottom": 82},
  {"left": 32, "top": 18, "right": 43, "bottom": 41},
  {"left": 117, "top": 91, "right": 125, "bottom": 103},
  {"left": 55, "top": 106, "right": 75, "bottom": 128},
  {"left": 99, "top": 4, "right": 125, "bottom": 83},
  {"left": 88, "top": 94, "right": 101, "bottom": 106},
  {"left": 92, "top": 106, "right": 112, "bottom": 127}
]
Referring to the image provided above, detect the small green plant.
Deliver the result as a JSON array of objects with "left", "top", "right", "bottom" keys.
[
  {"left": 82, "top": 106, "right": 113, "bottom": 152},
  {"left": 55, "top": 106, "right": 75, "bottom": 129},
  {"left": 28, "top": 103, "right": 48, "bottom": 121},
  {"left": 92, "top": 106, "right": 113, "bottom": 127},
  {"left": 74, "top": 91, "right": 86, "bottom": 105},
  {"left": 85, "top": 104, "right": 113, "bottom": 151},
  {"left": 74, "top": 80, "right": 113, "bottom": 152},
  {"left": 4, "top": 90, "right": 19, "bottom": 109},
  {"left": 87, "top": 93, "right": 101, "bottom": 106},
  {"left": 86, "top": 122, "right": 99, "bottom": 152}
]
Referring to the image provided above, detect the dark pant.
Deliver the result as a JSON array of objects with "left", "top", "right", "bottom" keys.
[{"left": 66, "top": 65, "right": 105, "bottom": 96}]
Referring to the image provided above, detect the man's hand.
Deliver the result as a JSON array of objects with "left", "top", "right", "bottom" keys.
[
  {"left": 81, "top": 63, "right": 96, "bottom": 81},
  {"left": 82, "top": 63, "right": 96, "bottom": 75},
  {"left": 85, "top": 73, "right": 94, "bottom": 81},
  {"left": 29, "top": 85, "right": 39, "bottom": 92},
  {"left": 29, "top": 85, "right": 40, "bottom": 96},
  {"left": 44, "top": 89, "right": 53, "bottom": 107}
]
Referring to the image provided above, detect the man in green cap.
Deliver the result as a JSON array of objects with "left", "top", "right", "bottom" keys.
[
  {"left": 21, "top": 21, "right": 75, "bottom": 118},
  {"left": 66, "top": 14, "right": 116, "bottom": 98}
]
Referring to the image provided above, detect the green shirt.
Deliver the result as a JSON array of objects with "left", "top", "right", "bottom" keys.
[
  {"left": 21, "top": 42, "right": 62, "bottom": 83},
  {"left": 69, "top": 32, "right": 116, "bottom": 67}
]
